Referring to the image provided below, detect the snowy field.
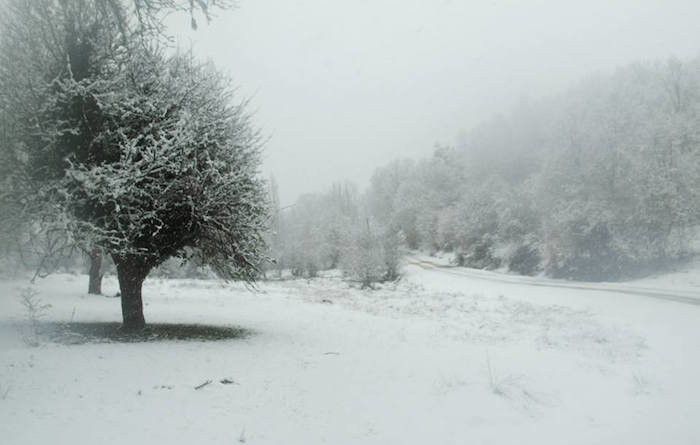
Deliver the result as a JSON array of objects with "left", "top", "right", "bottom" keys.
[{"left": 1, "top": 262, "right": 700, "bottom": 445}]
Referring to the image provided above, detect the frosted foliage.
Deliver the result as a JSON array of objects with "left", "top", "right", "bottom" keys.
[
  {"left": 361, "top": 57, "right": 700, "bottom": 281},
  {"left": 54, "top": 54, "right": 268, "bottom": 279},
  {"left": 265, "top": 181, "right": 403, "bottom": 285},
  {"left": 272, "top": 183, "right": 359, "bottom": 278},
  {"left": 0, "top": 1, "right": 268, "bottom": 280}
]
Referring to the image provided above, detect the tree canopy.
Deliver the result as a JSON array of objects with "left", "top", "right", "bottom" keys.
[{"left": 0, "top": 0, "right": 268, "bottom": 329}]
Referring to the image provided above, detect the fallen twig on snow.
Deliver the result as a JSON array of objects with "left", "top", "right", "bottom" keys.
[{"left": 194, "top": 380, "right": 212, "bottom": 390}]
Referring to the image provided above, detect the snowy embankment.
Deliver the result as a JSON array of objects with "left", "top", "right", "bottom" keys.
[{"left": 1, "top": 262, "right": 699, "bottom": 445}]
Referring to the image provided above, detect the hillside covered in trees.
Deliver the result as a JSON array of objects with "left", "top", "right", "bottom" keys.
[{"left": 272, "top": 57, "right": 700, "bottom": 282}]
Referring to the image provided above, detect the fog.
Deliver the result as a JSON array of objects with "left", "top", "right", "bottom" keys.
[
  {"left": 3, "top": 2, "right": 700, "bottom": 443},
  {"left": 170, "top": 0, "right": 700, "bottom": 204}
]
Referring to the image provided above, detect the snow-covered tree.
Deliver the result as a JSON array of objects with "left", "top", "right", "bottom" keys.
[
  {"left": 0, "top": 0, "right": 235, "bottom": 284},
  {"left": 57, "top": 52, "right": 267, "bottom": 329},
  {"left": 1, "top": 0, "right": 268, "bottom": 330},
  {"left": 341, "top": 220, "right": 385, "bottom": 289}
]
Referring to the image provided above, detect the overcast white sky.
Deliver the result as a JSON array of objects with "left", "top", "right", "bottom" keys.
[{"left": 170, "top": 0, "right": 700, "bottom": 205}]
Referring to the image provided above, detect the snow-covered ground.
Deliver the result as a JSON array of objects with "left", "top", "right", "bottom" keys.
[{"left": 1, "top": 261, "right": 699, "bottom": 444}]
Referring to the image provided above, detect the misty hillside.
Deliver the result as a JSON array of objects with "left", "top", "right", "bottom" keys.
[{"left": 271, "top": 57, "right": 700, "bottom": 282}]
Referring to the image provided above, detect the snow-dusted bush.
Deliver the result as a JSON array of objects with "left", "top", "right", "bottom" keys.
[
  {"left": 341, "top": 222, "right": 403, "bottom": 288},
  {"left": 19, "top": 287, "right": 50, "bottom": 347},
  {"left": 382, "top": 226, "right": 405, "bottom": 282},
  {"left": 342, "top": 221, "right": 385, "bottom": 288},
  {"left": 506, "top": 243, "right": 541, "bottom": 276}
]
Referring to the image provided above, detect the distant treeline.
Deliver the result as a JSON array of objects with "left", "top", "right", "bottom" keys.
[{"left": 270, "top": 56, "right": 700, "bottom": 282}]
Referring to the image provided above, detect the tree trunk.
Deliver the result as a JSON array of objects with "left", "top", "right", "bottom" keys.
[
  {"left": 114, "top": 256, "right": 152, "bottom": 331},
  {"left": 88, "top": 246, "right": 103, "bottom": 295}
]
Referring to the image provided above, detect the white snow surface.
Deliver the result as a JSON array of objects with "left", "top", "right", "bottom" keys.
[{"left": 1, "top": 261, "right": 699, "bottom": 444}]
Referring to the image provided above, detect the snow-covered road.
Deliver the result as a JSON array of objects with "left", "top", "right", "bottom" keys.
[
  {"left": 407, "top": 257, "right": 700, "bottom": 305},
  {"left": 1, "top": 265, "right": 699, "bottom": 445}
]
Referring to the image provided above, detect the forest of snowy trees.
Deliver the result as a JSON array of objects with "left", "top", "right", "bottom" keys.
[{"left": 272, "top": 57, "right": 700, "bottom": 282}]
